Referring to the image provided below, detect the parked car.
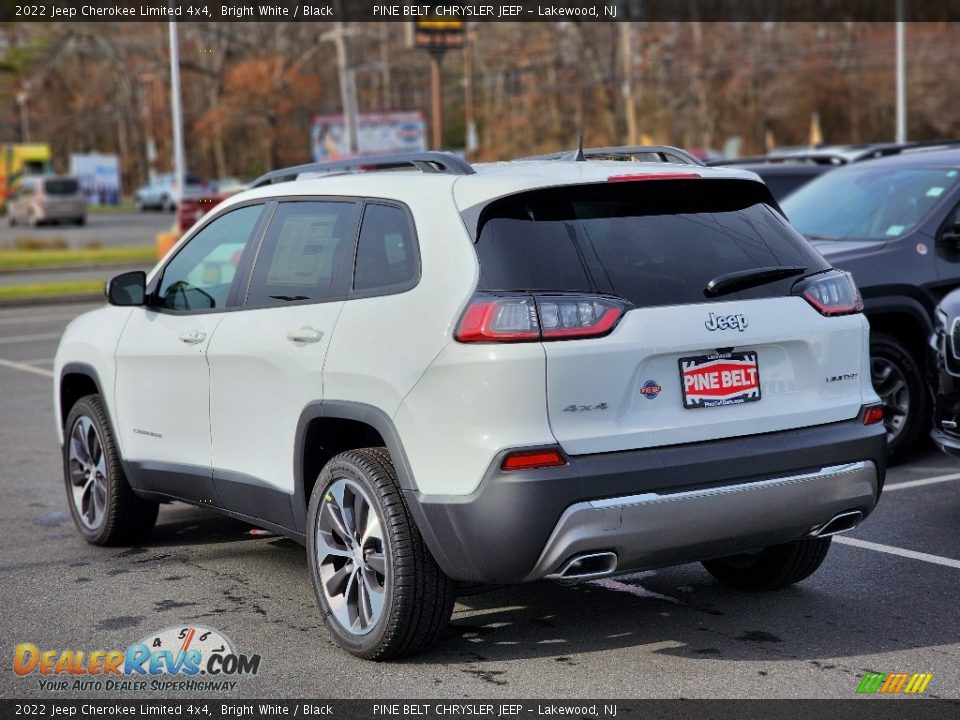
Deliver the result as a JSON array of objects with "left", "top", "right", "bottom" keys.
[
  {"left": 134, "top": 173, "right": 212, "bottom": 212},
  {"left": 7, "top": 175, "right": 85, "bottom": 227},
  {"left": 929, "top": 286, "right": 960, "bottom": 458},
  {"left": 55, "top": 149, "right": 886, "bottom": 660},
  {"left": 781, "top": 147, "right": 960, "bottom": 459},
  {"left": 711, "top": 141, "right": 960, "bottom": 202}
]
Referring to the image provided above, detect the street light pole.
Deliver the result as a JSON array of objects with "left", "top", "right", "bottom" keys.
[
  {"left": 332, "top": 22, "right": 359, "bottom": 155},
  {"left": 895, "top": 1, "right": 907, "bottom": 143},
  {"left": 15, "top": 86, "right": 30, "bottom": 143},
  {"left": 168, "top": 20, "right": 186, "bottom": 205}
]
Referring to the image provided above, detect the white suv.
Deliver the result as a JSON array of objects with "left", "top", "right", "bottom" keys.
[{"left": 54, "top": 149, "right": 887, "bottom": 660}]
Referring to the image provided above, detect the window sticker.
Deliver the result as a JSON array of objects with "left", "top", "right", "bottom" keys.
[
  {"left": 927, "top": 187, "right": 945, "bottom": 198},
  {"left": 885, "top": 225, "right": 905, "bottom": 236}
]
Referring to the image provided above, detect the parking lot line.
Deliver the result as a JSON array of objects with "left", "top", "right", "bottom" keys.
[
  {"left": 0, "top": 357, "right": 54, "bottom": 378},
  {"left": 0, "top": 332, "right": 62, "bottom": 345},
  {"left": 834, "top": 536, "right": 960, "bottom": 570},
  {"left": 884, "top": 472, "right": 960, "bottom": 491}
]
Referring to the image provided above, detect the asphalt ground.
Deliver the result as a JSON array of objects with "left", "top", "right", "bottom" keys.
[
  {"left": 0, "top": 211, "right": 171, "bottom": 249},
  {"left": 1, "top": 302, "right": 958, "bottom": 700}
]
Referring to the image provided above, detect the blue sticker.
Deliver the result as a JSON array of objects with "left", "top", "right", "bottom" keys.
[{"left": 640, "top": 380, "right": 663, "bottom": 399}]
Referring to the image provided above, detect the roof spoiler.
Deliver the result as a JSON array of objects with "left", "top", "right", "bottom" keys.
[{"left": 250, "top": 152, "right": 475, "bottom": 188}]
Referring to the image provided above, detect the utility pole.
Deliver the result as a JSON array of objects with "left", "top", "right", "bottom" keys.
[
  {"left": 464, "top": 25, "right": 477, "bottom": 157},
  {"left": 331, "top": 22, "right": 359, "bottom": 155},
  {"left": 620, "top": 24, "right": 638, "bottom": 146},
  {"left": 429, "top": 51, "right": 444, "bottom": 150},
  {"left": 168, "top": 20, "right": 186, "bottom": 204},
  {"left": 895, "top": 2, "right": 907, "bottom": 143}
]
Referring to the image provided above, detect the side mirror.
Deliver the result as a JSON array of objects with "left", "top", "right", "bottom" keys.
[
  {"left": 944, "top": 220, "right": 960, "bottom": 245},
  {"left": 105, "top": 271, "right": 146, "bottom": 307}
]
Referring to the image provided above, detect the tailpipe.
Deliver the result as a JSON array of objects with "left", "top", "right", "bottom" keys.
[
  {"left": 546, "top": 552, "right": 618, "bottom": 584},
  {"left": 809, "top": 510, "right": 864, "bottom": 538}
]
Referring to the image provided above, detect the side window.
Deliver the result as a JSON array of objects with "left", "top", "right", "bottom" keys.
[
  {"left": 353, "top": 203, "right": 418, "bottom": 293},
  {"left": 245, "top": 201, "right": 360, "bottom": 307},
  {"left": 156, "top": 204, "right": 263, "bottom": 311}
]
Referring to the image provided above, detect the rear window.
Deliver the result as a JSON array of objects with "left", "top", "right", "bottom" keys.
[
  {"left": 474, "top": 180, "right": 829, "bottom": 308},
  {"left": 43, "top": 178, "right": 79, "bottom": 195}
]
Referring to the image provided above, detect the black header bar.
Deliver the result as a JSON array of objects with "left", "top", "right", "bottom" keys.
[{"left": 4, "top": 0, "right": 960, "bottom": 23}]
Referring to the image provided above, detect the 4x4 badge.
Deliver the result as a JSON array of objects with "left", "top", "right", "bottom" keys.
[
  {"left": 705, "top": 312, "right": 748, "bottom": 332},
  {"left": 563, "top": 403, "right": 609, "bottom": 413}
]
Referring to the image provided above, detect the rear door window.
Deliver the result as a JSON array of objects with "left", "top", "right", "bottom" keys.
[
  {"left": 245, "top": 201, "right": 361, "bottom": 307},
  {"left": 474, "top": 179, "right": 828, "bottom": 308}
]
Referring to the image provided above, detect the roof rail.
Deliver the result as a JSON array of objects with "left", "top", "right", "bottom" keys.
[
  {"left": 708, "top": 153, "right": 848, "bottom": 167},
  {"left": 850, "top": 139, "right": 960, "bottom": 160},
  {"left": 520, "top": 145, "right": 705, "bottom": 167},
  {"left": 250, "top": 152, "right": 475, "bottom": 188},
  {"left": 709, "top": 139, "right": 960, "bottom": 168}
]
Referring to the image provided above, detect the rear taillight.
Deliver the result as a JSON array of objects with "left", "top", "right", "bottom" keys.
[
  {"left": 455, "top": 293, "right": 630, "bottom": 343},
  {"left": 863, "top": 405, "right": 884, "bottom": 425},
  {"left": 794, "top": 270, "right": 863, "bottom": 316}
]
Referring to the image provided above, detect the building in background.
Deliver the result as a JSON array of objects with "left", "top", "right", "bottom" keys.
[
  {"left": 311, "top": 111, "right": 427, "bottom": 162},
  {"left": 69, "top": 153, "right": 122, "bottom": 205}
]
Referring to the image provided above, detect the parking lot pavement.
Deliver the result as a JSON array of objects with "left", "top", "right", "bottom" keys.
[
  {"left": 0, "top": 211, "right": 171, "bottom": 249},
  {"left": 1, "top": 302, "right": 958, "bottom": 699}
]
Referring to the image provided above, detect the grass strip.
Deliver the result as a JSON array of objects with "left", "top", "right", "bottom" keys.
[
  {"left": 0, "top": 246, "right": 154, "bottom": 270},
  {"left": 0, "top": 279, "right": 104, "bottom": 300}
]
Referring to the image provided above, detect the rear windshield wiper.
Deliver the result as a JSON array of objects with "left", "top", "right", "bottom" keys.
[
  {"left": 269, "top": 295, "right": 310, "bottom": 302},
  {"left": 704, "top": 266, "right": 807, "bottom": 298}
]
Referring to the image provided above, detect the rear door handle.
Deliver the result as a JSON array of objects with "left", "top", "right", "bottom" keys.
[
  {"left": 287, "top": 326, "right": 324, "bottom": 344},
  {"left": 178, "top": 329, "right": 207, "bottom": 345}
]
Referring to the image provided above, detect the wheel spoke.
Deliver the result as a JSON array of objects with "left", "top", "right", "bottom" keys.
[
  {"left": 361, "top": 512, "right": 382, "bottom": 546},
  {"left": 319, "top": 498, "right": 352, "bottom": 548},
  {"left": 365, "top": 550, "right": 386, "bottom": 575},
  {"left": 322, "top": 561, "right": 354, "bottom": 597}
]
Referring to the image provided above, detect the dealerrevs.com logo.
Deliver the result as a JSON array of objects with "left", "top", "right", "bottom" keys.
[{"left": 14, "top": 626, "right": 261, "bottom": 692}]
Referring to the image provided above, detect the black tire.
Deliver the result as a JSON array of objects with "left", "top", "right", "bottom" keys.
[
  {"left": 306, "top": 447, "right": 455, "bottom": 660},
  {"left": 702, "top": 537, "right": 832, "bottom": 591},
  {"left": 75, "top": 216, "right": 86, "bottom": 226},
  {"left": 63, "top": 395, "right": 159, "bottom": 546},
  {"left": 871, "top": 333, "right": 927, "bottom": 462}
]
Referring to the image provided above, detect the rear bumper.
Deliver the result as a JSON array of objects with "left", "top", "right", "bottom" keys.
[
  {"left": 406, "top": 417, "right": 886, "bottom": 583},
  {"left": 931, "top": 428, "right": 960, "bottom": 459}
]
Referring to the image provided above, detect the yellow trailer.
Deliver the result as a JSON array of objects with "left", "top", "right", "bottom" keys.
[{"left": 1, "top": 143, "right": 52, "bottom": 207}]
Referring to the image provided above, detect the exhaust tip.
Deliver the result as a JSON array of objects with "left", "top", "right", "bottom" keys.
[
  {"left": 546, "top": 552, "right": 618, "bottom": 584},
  {"left": 810, "top": 510, "right": 864, "bottom": 538}
]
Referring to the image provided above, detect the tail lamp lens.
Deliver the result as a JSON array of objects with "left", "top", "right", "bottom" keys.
[
  {"left": 863, "top": 405, "right": 884, "bottom": 425},
  {"left": 455, "top": 294, "right": 629, "bottom": 343},
  {"left": 795, "top": 270, "right": 863, "bottom": 316},
  {"left": 501, "top": 448, "right": 567, "bottom": 471}
]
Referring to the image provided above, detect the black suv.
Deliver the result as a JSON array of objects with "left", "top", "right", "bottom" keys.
[{"left": 781, "top": 148, "right": 960, "bottom": 459}]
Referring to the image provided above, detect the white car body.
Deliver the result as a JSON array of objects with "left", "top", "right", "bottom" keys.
[{"left": 55, "top": 152, "right": 886, "bottom": 596}]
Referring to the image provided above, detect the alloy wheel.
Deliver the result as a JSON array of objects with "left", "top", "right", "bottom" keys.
[
  {"left": 68, "top": 416, "right": 108, "bottom": 530},
  {"left": 870, "top": 356, "right": 910, "bottom": 443},
  {"left": 314, "top": 477, "right": 388, "bottom": 635}
]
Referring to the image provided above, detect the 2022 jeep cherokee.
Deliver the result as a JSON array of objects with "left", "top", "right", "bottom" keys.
[{"left": 55, "top": 150, "right": 887, "bottom": 660}]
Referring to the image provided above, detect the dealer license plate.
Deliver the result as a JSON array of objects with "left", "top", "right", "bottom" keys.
[{"left": 679, "top": 351, "right": 761, "bottom": 409}]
